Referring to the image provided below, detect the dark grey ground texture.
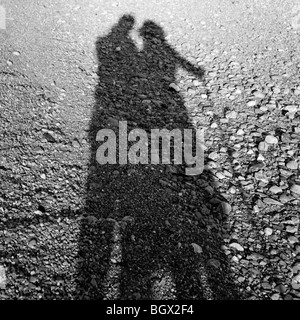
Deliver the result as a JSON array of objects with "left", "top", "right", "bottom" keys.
[{"left": 1, "top": 0, "right": 300, "bottom": 300}]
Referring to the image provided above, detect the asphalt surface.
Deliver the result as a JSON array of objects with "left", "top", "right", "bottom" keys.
[{"left": 1, "top": 0, "right": 300, "bottom": 300}]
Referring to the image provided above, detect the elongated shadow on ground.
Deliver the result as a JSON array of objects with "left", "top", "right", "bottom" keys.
[{"left": 77, "top": 14, "right": 241, "bottom": 300}]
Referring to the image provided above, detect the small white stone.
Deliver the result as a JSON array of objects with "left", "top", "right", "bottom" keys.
[
  {"left": 260, "top": 105, "right": 268, "bottom": 112},
  {"left": 254, "top": 91, "right": 265, "bottom": 99},
  {"left": 285, "top": 105, "right": 299, "bottom": 113},
  {"left": 226, "top": 111, "right": 237, "bottom": 119},
  {"left": 265, "top": 135, "right": 278, "bottom": 144},
  {"left": 288, "top": 236, "right": 298, "bottom": 244},
  {"left": 290, "top": 184, "right": 300, "bottom": 195},
  {"left": 247, "top": 100, "right": 257, "bottom": 107},
  {"left": 231, "top": 256, "right": 239, "bottom": 263},
  {"left": 229, "top": 242, "right": 244, "bottom": 252},
  {"left": 294, "top": 89, "right": 300, "bottom": 95},
  {"left": 286, "top": 161, "right": 298, "bottom": 170},
  {"left": 264, "top": 227, "right": 273, "bottom": 236},
  {"left": 269, "top": 186, "right": 282, "bottom": 194},
  {"left": 216, "top": 172, "right": 226, "bottom": 179},
  {"left": 273, "top": 87, "right": 281, "bottom": 94}
]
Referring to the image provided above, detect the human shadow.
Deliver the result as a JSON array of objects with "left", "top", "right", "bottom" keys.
[{"left": 77, "top": 14, "right": 241, "bottom": 300}]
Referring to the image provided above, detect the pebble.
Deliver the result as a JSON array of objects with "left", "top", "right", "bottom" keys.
[
  {"left": 247, "top": 252, "right": 265, "bottom": 260},
  {"left": 271, "top": 293, "right": 280, "bottom": 300},
  {"left": 208, "top": 151, "right": 219, "bottom": 161},
  {"left": 294, "top": 89, "right": 300, "bottom": 95},
  {"left": 247, "top": 100, "right": 257, "bottom": 107},
  {"left": 275, "top": 284, "right": 286, "bottom": 294},
  {"left": 255, "top": 171, "right": 269, "bottom": 183},
  {"left": 263, "top": 198, "right": 283, "bottom": 206},
  {"left": 193, "top": 80, "right": 201, "bottom": 86},
  {"left": 72, "top": 139, "right": 81, "bottom": 148},
  {"left": 284, "top": 105, "right": 299, "bottom": 113},
  {"left": 191, "top": 243, "right": 203, "bottom": 254},
  {"left": 290, "top": 184, "right": 300, "bottom": 196},
  {"left": 226, "top": 111, "right": 237, "bottom": 119},
  {"left": 30, "top": 276, "right": 38, "bottom": 283},
  {"left": 261, "top": 282, "right": 272, "bottom": 290},
  {"left": 269, "top": 186, "right": 282, "bottom": 194},
  {"left": 257, "top": 153, "right": 265, "bottom": 161},
  {"left": 265, "top": 135, "right": 278, "bottom": 144},
  {"left": 169, "top": 83, "right": 180, "bottom": 92},
  {"left": 293, "top": 262, "right": 300, "bottom": 274},
  {"left": 208, "top": 72, "right": 217, "bottom": 77},
  {"left": 290, "top": 217, "right": 299, "bottom": 225},
  {"left": 292, "top": 274, "right": 300, "bottom": 289},
  {"left": 254, "top": 91, "right": 265, "bottom": 99},
  {"left": 288, "top": 236, "right": 298, "bottom": 244},
  {"left": 264, "top": 227, "right": 273, "bottom": 236},
  {"left": 229, "top": 242, "right": 244, "bottom": 252},
  {"left": 207, "top": 258, "right": 221, "bottom": 269},
  {"left": 286, "top": 225, "right": 298, "bottom": 233},
  {"left": 0, "top": 265, "right": 6, "bottom": 289},
  {"left": 216, "top": 172, "right": 226, "bottom": 179},
  {"left": 286, "top": 161, "right": 298, "bottom": 170},
  {"left": 28, "top": 238, "right": 37, "bottom": 249},
  {"left": 221, "top": 202, "right": 232, "bottom": 215},
  {"left": 279, "top": 194, "right": 292, "bottom": 203},
  {"left": 231, "top": 256, "right": 239, "bottom": 263}
]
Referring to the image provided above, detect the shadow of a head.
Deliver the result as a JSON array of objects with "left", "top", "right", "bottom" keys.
[
  {"left": 138, "top": 20, "right": 166, "bottom": 42},
  {"left": 111, "top": 14, "right": 135, "bottom": 35}
]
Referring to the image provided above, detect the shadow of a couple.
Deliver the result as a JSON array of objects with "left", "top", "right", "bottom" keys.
[{"left": 77, "top": 14, "right": 241, "bottom": 300}]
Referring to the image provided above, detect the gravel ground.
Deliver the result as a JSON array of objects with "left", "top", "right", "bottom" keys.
[{"left": 1, "top": 0, "right": 300, "bottom": 300}]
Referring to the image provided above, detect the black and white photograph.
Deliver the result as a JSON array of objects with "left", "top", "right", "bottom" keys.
[{"left": 0, "top": 0, "right": 300, "bottom": 308}]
